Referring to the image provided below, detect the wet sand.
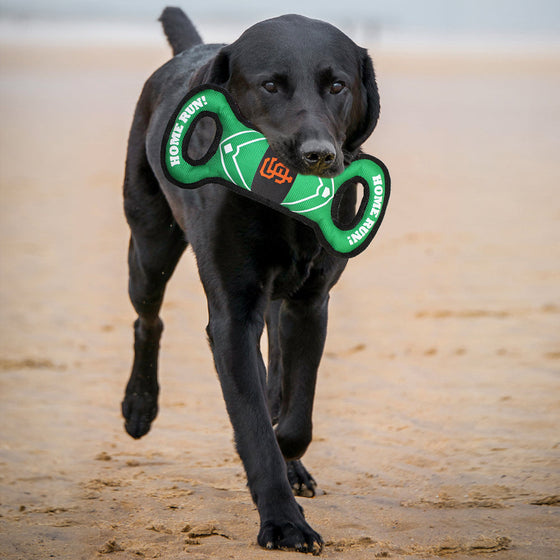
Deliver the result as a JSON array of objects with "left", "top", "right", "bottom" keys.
[{"left": 0, "top": 37, "right": 559, "bottom": 559}]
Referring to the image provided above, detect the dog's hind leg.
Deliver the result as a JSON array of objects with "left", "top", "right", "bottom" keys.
[
  {"left": 122, "top": 226, "right": 186, "bottom": 439},
  {"left": 122, "top": 128, "right": 187, "bottom": 439}
]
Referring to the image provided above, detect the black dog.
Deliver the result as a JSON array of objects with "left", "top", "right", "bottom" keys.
[{"left": 122, "top": 7, "right": 380, "bottom": 554}]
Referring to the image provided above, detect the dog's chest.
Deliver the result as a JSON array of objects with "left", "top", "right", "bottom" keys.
[
  {"left": 266, "top": 224, "right": 325, "bottom": 300},
  {"left": 270, "top": 256, "right": 315, "bottom": 299}
]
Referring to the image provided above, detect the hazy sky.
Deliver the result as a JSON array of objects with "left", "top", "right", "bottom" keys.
[{"left": 1, "top": 0, "right": 559, "bottom": 36}]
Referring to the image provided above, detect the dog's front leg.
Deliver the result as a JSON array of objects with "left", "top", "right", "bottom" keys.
[
  {"left": 271, "top": 292, "right": 329, "bottom": 499},
  {"left": 274, "top": 294, "right": 328, "bottom": 460},
  {"left": 206, "top": 292, "right": 323, "bottom": 554}
]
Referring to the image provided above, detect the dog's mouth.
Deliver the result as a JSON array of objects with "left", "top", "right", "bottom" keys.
[{"left": 267, "top": 139, "right": 344, "bottom": 179}]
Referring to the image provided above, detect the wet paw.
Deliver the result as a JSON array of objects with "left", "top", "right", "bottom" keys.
[
  {"left": 287, "top": 460, "right": 317, "bottom": 498},
  {"left": 121, "top": 390, "right": 158, "bottom": 439},
  {"left": 258, "top": 519, "right": 323, "bottom": 555}
]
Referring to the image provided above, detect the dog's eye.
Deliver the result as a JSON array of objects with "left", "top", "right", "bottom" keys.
[
  {"left": 330, "top": 81, "right": 345, "bottom": 94},
  {"left": 262, "top": 81, "right": 278, "bottom": 94}
]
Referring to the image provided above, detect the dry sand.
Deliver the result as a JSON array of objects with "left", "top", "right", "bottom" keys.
[{"left": 0, "top": 36, "right": 559, "bottom": 560}]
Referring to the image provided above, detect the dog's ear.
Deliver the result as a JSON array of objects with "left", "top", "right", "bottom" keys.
[
  {"left": 190, "top": 47, "right": 231, "bottom": 87},
  {"left": 207, "top": 47, "right": 231, "bottom": 85},
  {"left": 345, "top": 50, "right": 380, "bottom": 153}
]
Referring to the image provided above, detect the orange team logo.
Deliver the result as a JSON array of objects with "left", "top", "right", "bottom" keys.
[{"left": 259, "top": 157, "right": 294, "bottom": 185}]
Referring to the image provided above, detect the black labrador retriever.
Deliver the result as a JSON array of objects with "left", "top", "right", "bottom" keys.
[{"left": 122, "top": 7, "right": 380, "bottom": 554}]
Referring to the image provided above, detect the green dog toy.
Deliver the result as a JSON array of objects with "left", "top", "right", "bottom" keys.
[{"left": 162, "top": 85, "right": 390, "bottom": 258}]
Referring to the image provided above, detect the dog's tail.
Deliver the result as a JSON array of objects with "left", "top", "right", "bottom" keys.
[{"left": 159, "top": 7, "right": 203, "bottom": 56}]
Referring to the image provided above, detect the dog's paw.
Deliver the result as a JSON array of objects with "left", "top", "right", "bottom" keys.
[
  {"left": 121, "top": 390, "right": 158, "bottom": 439},
  {"left": 258, "top": 518, "right": 323, "bottom": 555},
  {"left": 287, "top": 460, "right": 317, "bottom": 498}
]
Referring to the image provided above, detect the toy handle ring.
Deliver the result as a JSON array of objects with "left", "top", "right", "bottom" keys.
[
  {"left": 180, "top": 111, "right": 223, "bottom": 167},
  {"left": 330, "top": 176, "right": 371, "bottom": 232},
  {"left": 317, "top": 157, "right": 389, "bottom": 257}
]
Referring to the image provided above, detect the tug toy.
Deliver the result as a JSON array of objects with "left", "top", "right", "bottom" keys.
[{"left": 162, "top": 85, "right": 390, "bottom": 257}]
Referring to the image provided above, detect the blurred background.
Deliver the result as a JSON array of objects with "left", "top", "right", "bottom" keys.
[{"left": 1, "top": 0, "right": 559, "bottom": 51}]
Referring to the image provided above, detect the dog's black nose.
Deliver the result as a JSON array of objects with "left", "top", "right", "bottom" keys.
[{"left": 300, "top": 140, "right": 337, "bottom": 174}]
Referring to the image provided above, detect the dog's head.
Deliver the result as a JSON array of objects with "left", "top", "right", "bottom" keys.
[{"left": 194, "top": 14, "right": 379, "bottom": 178}]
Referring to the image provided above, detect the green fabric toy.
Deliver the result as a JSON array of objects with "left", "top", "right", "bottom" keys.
[{"left": 162, "top": 85, "right": 390, "bottom": 257}]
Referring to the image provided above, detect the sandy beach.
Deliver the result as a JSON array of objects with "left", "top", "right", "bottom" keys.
[{"left": 0, "top": 28, "right": 559, "bottom": 560}]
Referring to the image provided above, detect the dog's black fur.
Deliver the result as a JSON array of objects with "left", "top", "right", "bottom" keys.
[{"left": 122, "top": 7, "right": 380, "bottom": 553}]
